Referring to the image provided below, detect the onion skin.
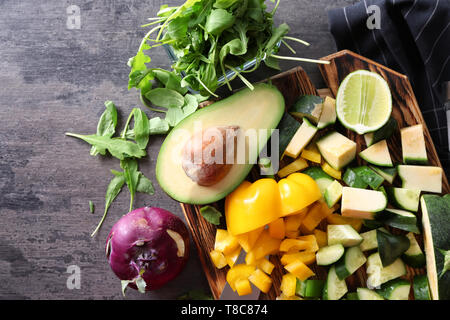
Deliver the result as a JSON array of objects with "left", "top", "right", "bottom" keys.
[{"left": 106, "top": 207, "right": 190, "bottom": 291}]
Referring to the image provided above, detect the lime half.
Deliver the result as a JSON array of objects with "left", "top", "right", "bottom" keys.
[{"left": 336, "top": 70, "right": 392, "bottom": 135}]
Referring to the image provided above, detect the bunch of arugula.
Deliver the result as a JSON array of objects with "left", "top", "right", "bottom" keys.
[
  {"left": 128, "top": 0, "right": 325, "bottom": 123},
  {"left": 66, "top": 101, "right": 165, "bottom": 236}
]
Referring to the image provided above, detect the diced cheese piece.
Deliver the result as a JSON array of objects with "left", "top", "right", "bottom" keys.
[
  {"left": 341, "top": 187, "right": 387, "bottom": 219},
  {"left": 398, "top": 165, "right": 442, "bottom": 193},
  {"left": 400, "top": 124, "right": 428, "bottom": 164},
  {"left": 316, "top": 131, "right": 357, "bottom": 170},
  {"left": 284, "top": 118, "right": 318, "bottom": 159}
]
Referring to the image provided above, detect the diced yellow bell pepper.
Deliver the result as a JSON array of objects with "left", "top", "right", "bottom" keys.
[
  {"left": 257, "top": 258, "right": 275, "bottom": 275},
  {"left": 245, "top": 250, "right": 257, "bottom": 266},
  {"left": 279, "top": 238, "right": 311, "bottom": 252},
  {"left": 284, "top": 260, "right": 315, "bottom": 281},
  {"left": 247, "top": 229, "right": 282, "bottom": 261},
  {"left": 249, "top": 269, "right": 273, "bottom": 293},
  {"left": 209, "top": 250, "right": 227, "bottom": 269},
  {"left": 300, "top": 201, "right": 333, "bottom": 234},
  {"left": 280, "top": 273, "right": 297, "bottom": 297},
  {"left": 214, "top": 229, "right": 240, "bottom": 255},
  {"left": 268, "top": 218, "right": 285, "bottom": 240},
  {"left": 225, "top": 174, "right": 321, "bottom": 235},
  {"left": 235, "top": 278, "right": 253, "bottom": 296},
  {"left": 280, "top": 251, "right": 316, "bottom": 266},
  {"left": 301, "top": 149, "right": 321, "bottom": 164},
  {"left": 298, "top": 235, "right": 319, "bottom": 252},
  {"left": 278, "top": 158, "right": 309, "bottom": 178},
  {"left": 314, "top": 229, "right": 328, "bottom": 248},
  {"left": 225, "top": 246, "right": 241, "bottom": 268},
  {"left": 276, "top": 293, "right": 303, "bottom": 300},
  {"left": 322, "top": 162, "right": 342, "bottom": 180},
  {"left": 285, "top": 230, "right": 300, "bottom": 239},
  {"left": 284, "top": 209, "right": 308, "bottom": 231},
  {"left": 326, "top": 213, "right": 363, "bottom": 232},
  {"left": 235, "top": 227, "right": 264, "bottom": 252},
  {"left": 226, "top": 264, "right": 255, "bottom": 292}
]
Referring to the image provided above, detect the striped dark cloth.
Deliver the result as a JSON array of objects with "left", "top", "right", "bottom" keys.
[{"left": 328, "top": 0, "right": 449, "bottom": 178}]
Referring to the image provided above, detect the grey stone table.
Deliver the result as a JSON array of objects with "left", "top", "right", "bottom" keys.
[{"left": 0, "top": 0, "right": 357, "bottom": 300}]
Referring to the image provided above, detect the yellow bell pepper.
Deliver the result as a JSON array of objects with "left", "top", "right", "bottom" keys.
[
  {"left": 277, "top": 158, "right": 309, "bottom": 178},
  {"left": 247, "top": 229, "right": 282, "bottom": 261},
  {"left": 322, "top": 162, "right": 342, "bottom": 180},
  {"left": 280, "top": 273, "right": 297, "bottom": 297},
  {"left": 300, "top": 201, "right": 333, "bottom": 234},
  {"left": 284, "top": 210, "right": 307, "bottom": 232},
  {"left": 284, "top": 260, "right": 315, "bottom": 281},
  {"left": 225, "top": 246, "right": 241, "bottom": 268},
  {"left": 235, "top": 278, "right": 252, "bottom": 296},
  {"left": 326, "top": 213, "right": 363, "bottom": 232},
  {"left": 249, "top": 269, "right": 273, "bottom": 293},
  {"left": 257, "top": 258, "right": 275, "bottom": 275},
  {"left": 280, "top": 251, "right": 316, "bottom": 266},
  {"left": 268, "top": 218, "right": 285, "bottom": 240},
  {"left": 314, "top": 229, "right": 328, "bottom": 248},
  {"left": 209, "top": 250, "right": 227, "bottom": 269},
  {"left": 225, "top": 173, "right": 321, "bottom": 235},
  {"left": 226, "top": 264, "right": 255, "bottom": 292},
  {"left": 235, "top": 227, "right": 264, "bottom": 252},
  {"left": 214, "top": 229, "right": 240, "bottom": 254}
]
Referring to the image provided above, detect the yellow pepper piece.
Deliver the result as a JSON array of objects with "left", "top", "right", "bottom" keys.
[
  {"left": 225, "top": 179, "right": 281, "bottom": 235},
  {"left": 279, "top": 173, "right": 321, "bottom": 217},
  {"left": 209, "top": 250, "right": 227, "bottom": 269},
  {"left": 235, "top": 278, "right": 253, "bottom": 296},
  {"left": 268, "top": 218, "right": 285, "bottom": 240},
  {"left": 277, "top": 293, "right": 303, "bottom": 300},
  {"left": 300, "top": 201, "right": 333, "bottom": 234},
  {"left": 284, "top": 210, "right": 307, "bottom": 232},
  {"left": 326, "top": 213, "right": 363, "bottom": 232},
  {"left": 278, "top": 158, "right": 309, "bottom": 178},
  {"left": 322, "top": 162, "right": 342, "bottom": 180},
  {"left": 235, "top": 227, "right": 264, "bottom": 252},
  {"left": 279, "top": 238, "right": 311, "bottom": 252},
  {"left": 280, "top": 251, "right": 316, "bottom": 266},
  {"left": 249, "top": 269, "right": 273, "bottom": 293},
  {"left": 247, "top": 229, "right": 282, "bottom": 261},
  {"left": 298, "top": 235, "right": 319, "bottom": 252},
  {"left": 257, "top": 258, "right": 275, "bottom": 275},
  {"left": 225, "top": 246, "right": 241, "bottom": 268},
  {"left": 226, "top": 264, "right": 255, "bottom": 292},
  {"left": 314, "top": 229, "right": 328, "bottom": 248},
  {"left": 284, "top": 260, "right": 315, "bottom": 281},
  {"left": 285, "top": 230, "right": 300, "bottom": 239},
  {"left": 280, "top": 273, "right": 297, "bottom": 297},
  {"left": 301, "top": 149, "right": 321, "bottom": 164},
  {"left": 214, "top": 229, "right": 240, "bottom": 255}
]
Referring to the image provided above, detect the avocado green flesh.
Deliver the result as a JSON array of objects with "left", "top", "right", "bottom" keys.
[{"left": 156, "top": 84, "right": 285, "bottom": 204}]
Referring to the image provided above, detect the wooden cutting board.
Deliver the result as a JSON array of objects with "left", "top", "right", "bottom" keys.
[{"left": 180, "top": 50, "right": 449, "bottom": 300}]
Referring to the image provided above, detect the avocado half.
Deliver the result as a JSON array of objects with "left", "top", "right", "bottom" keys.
[{"left": 156, "top": 83, "right": 285, "bottom": 204}]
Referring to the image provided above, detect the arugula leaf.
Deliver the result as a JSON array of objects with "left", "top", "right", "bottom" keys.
[
  {"left": 205, "top": 9, "right": 236, "bottom": 36},
  {"left": 132, "top": 108, "right": 150, "bottom": 149},
  {"left": 91, "top": 174, "right": 126, "bottom": 237},
  {"left": 438, "top": 248, "right": 450, "bottom": 279},
  {"left": 199, "top": 205, "right": 222, "bottom": 225},
  {"left": 145, "top": 88, "right": 185, "bottom": 108},
  {"left": 120, "top": 158, "right": 140, "bottom": 212},
  {"left": 165, "top": 105, "right": 186, "bottom": 127},
  {"left": 65, "top": 133, "right": 146, "bottom": 160},
  {"left": 90, "top": 101, "right": 118, "bottom": 156},
  {"left": 183, "top": 94, "right": 199, "bottom": 117},
  {"left": 149, "top": 117, "right": 170, "bottom": 135},
  {"left": 136, "top": 173, "right": 155, "bottom": 196}
]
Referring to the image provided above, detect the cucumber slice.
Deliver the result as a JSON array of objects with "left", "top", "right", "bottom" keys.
[
  {"left": 353, "top": 166, "right": 385, "bottom": 190},
  {"left": 359, "top": 140, "right": 393, "bottom": 167},
  {"left": 356, "top": 288, "right": 384, "bottom": 300},
  {"left": 402, "top": 232, "right": 426, "bottom": 268},
  {"left": 324, "top": 180, "right": 343, "bottom": 208},
  {"left": 360, "top": 229, "right": 379, "bottom": 252},
  {"left": 317, "top": 96, "right": 336, "bottom": 129},
  {"left": 295, "top": 279, "right": 307, "bottom": 297},
  {"left": 303, "top": 167, "right": 334, "bottom": 196},
  {"left": 335, "top": 246, "right": 367, "bottom": 280},
  {"left": 316, "top": 244, "right": 345, "bottom": 266},
  {"left": 398, "top": 165, "right": 443, "bottom": 193},
  {"left": 278, "top": 112, "right": 302, "bottom": 158},
  {"left": 377, "top": 278, "right": 411, "bottom": 300},
  {"left": 413, "top": 274, "right": 431, "bottom": 300},
  {"left": 364, "top": 117, "right": 398, "bottom": 147},
  {"left": 345, "top": 292, "right": 359, "bottom": 300},
  {"left": 322, "top": 265, "right": 348, "bottom": 300},
  {"left": 386, "top": 187, "right": 420, "bottom": 212},
  {"left": 304, "top": 279, "right": 325, "bottom": 298},
  {"left": 382, "top": 208, "right": 420, "bottom": 234},
  {"left": 401, "top": 124, "right": 428, "bottom": 165},
  {"left": 327, "top": 224, "right": 363, "bottom": 247},
  {"left": 377, "top": 230, "right": 410, "bottom": 267},
  {"left": 343, "top": 167, "right": 368, "bottom": 189},
  {"left": 369, "top": 166, "right": 397, "bottom": 184},
  {"left": 341, "top": 187, "right": 387, "bottom": 219},
  {"left": 290, "top": 95, "right": 324, "bottom": 124},
  {"left": 366, "top": 252, "right": 407, "bottom": 288}
]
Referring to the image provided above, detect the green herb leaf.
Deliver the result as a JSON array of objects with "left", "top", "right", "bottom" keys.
[
  {"left": 205, "top": 8, "right": 236, "bottom": 36},
  {"left": 120, "top": 158, "right": 140, "bottom": 212},
  {"left": 165, "top": 105, "right": 186, "bottom": 127},
  {"left": 132, "top": 108, "right": 150, "bottom": 149},
  {"left": 136, "top": 173, "right": 155, "bottom": 196},
  {"left": 66, "top": 133, "right": 146, "bottom": 160},
  {"left": 149, "top": 117, "right": 170, "bottom": 135},
  {"left": 91, "top": 174, "right": 126, "bottom": 237},
  {"left": 145, "top": 88, "right": 185, "bottom": 108},
  {"left": 89, "top": 200, "right": 95, "bottom": 214},
  {"left": 199, "top": 205, "right": 222, "bottom": 225},
  {"left": 90, "top": 101, "right": 118, "bottom": 156},
  {"left": 438, "top": 248, "right": 450, "bottom": 279}
]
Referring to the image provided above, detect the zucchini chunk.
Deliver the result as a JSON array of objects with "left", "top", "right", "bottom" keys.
[
  {"left": 402, "top": 232, "right": 426, "bottom": 268},
  {"left": 353, "top": 166, "right": 385, "bottom": 190},
  {"left": 400, "top": 124, "right": 428, "bottom": 164},
  {"left": 335, "top": 246, "right": 367, "bottom": 280},
  {"left": 341, "top": 187, "right": 387, "bottom": 219},
  {"left": 303, "top": 167, "right": 334, "bottom": 196},
  {"left": 366, "top": 252, "right": 406, "bottom": 288},
  {"left": 284, "top": 118, "right": 318, "bottom": 159},
  {"left": 382, "top": 208, "right": 420, "bottom": 234},
  {"left": 369, "top": 165, "right": 397, "bottom": 184},
  {"left": 316, "top": 244, "right": 345, "bottom": 266},
  {"left": 316, "top": 131, "right": 357, "bottom": 170},
  {"left": 385, "top": 187, "right": 420, "bottom": 212},
  {"left": 290, "top": 95, "right": 323, "bottom": 124},
  {"left": 357, "top": 288, "right": 384, "bottom": 300},
  {"left": 377, "top": 229, "right": 410, "bottom": 267},
  {"left": 327, "top": 224, "right": 363, "bottom": 247},
  {"left": 398, "top": 165, "right": 443, "bottom": 193},
  {"left": 364, "top": 117, "right": 398, "bottom": 147},
  {"left": 322, "top": 265, "right": 348, "bottom": 300},
  {"left": 343, "top": 167, "right": 368, "bottom": 189},
  {"left": 324, "top": 180, "right": 343, "bottom": 208},
  {"left": 413, "top": 274, "right": 431, "bottom": 300},
  {"left": 359, "top": 140, "right": 393, "bottom": 167},
  {"left": 317, "top": 96, "right": 337, "bottom": 129},
  {"left": 377, "top": 278, "right": 411, "bottom": 300}
]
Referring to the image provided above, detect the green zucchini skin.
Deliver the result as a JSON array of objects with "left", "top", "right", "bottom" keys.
[
  {"left": 364, "top": 117, "right": 398, "bottom": 147},
  {"left": 369, "top": 166, "right": 397, "bottom": 184},
  {"left": 377, "top": 230, "right": 410, "bottom": 267},
  {"left": 421, "top": 194, "right": 450, "bottom": 300},
  {"left": 343, "top": 167, "right": 368, "bottom": 189},
  {"left": 413, "top": 275, "right": 431, "bottom": 300},
  {"left": 335, "top": 246, "right": 366, "bottom": 280},
  {"left": 385, "top": 187, "right": 420, "bottom": 212},
  {"left": 402, "top": 232, "right": 426, "bottom": 268},
  {"left": 376, "top": 278, "right": 411, "bottom": 300},
  {"left": 353, "top": 166, "right": 385, "bottom": 190},
  {"left": 290, "top": 95, "right": 324, "bottom": 123},
  {"left": 278, "top": 112, "right": 301, "bottom": 158}
]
